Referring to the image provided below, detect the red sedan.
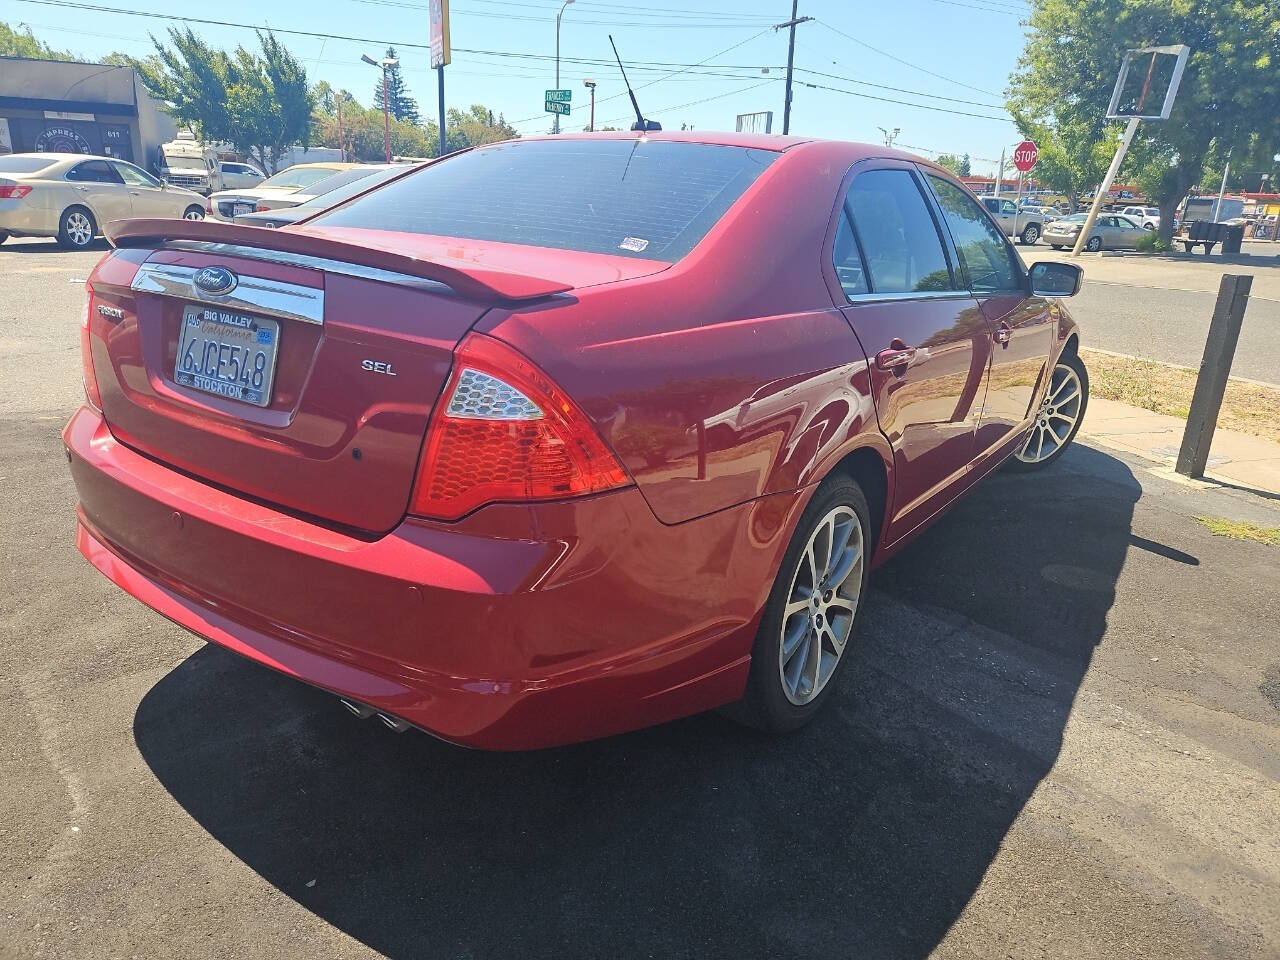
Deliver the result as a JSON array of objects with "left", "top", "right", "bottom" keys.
[{"left": 65, "top": 133, "right": 1088, "bottom": 749}]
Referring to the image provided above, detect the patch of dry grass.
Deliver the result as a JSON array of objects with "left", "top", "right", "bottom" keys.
[
  {"left": 1195, "top": 516, "right": 1280, "bottom": 546},
  {"left": 1081, "top": 348, "right": 1280, "bottom": 444}
]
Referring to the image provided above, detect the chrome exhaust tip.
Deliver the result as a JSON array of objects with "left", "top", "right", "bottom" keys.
[
  {"left": 339, "top": 698, "right": 375, "bottom": 719},
  {"left": 377, "top": 713, "right": 412, "bottom": 733}
]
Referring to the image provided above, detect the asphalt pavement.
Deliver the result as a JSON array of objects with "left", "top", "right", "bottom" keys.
[{"left": 2, "top": 236, "right": 1279, "bottom": 959}]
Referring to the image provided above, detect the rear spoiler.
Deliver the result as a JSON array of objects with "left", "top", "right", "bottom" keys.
[{"left": 105, "top": 218, "right": 574, "bottom": 302}]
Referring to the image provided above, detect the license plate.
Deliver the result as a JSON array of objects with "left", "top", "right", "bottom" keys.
[
  {"left": 233, "top": 202, "right": 255, "bottom": 217},
  {"left": 174, "top": 305, "right": 280, "bottom": 407}
]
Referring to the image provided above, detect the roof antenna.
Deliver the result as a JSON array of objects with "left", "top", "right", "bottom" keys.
[{"left": 609, "top": 35, "right": 661, "bottom": 132}]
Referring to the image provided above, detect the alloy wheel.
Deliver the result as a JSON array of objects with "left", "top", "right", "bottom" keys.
[
  {"left": 183, "top": 208, "right": 205, "bottom": 220},
  {"left": 67, "top": 212, "right": 93, "bottom": 246},
  {"left": 1023, "top": 225, "right": 1040, "bottom": 244},
  {"left": 1015, "top": 362, "right": 1084, "bottom": 464},
  {"left": 778, "top": 505, "right": 864, "bottom": 705}
]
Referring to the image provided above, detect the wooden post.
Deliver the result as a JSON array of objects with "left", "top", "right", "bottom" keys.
[{"left": 1175, "top": 274, "right": 1252, "bottom": 479}]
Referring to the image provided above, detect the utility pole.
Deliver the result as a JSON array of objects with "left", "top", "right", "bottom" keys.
[
  {"left": 776, "top": 1, "right": 813, "bottom": 135},
  {"left": 995, "top": 148, "right": 1005, "bottom": 197},
  {"left": 1212, "top": 148, "right": 1232, "bottom": 221},
  {"left": 335, "top": 91, "right": 346, "bottom": 163},
  {"left": 877, "top": 126, "right": 899, "bottom": 148}
]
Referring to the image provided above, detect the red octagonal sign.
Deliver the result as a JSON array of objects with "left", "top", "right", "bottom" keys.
[{"left": 1013, "top": 140, "right": 1039, "bottom": 173}]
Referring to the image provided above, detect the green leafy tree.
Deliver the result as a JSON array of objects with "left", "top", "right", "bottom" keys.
[
  {"left": 444, "top": 104, "right": 518, "bottom": 151},
  {"left": 130, "top": 28, "right": 313, "bottom": 172},
  {"left": 958, "top": 153, "right": 972, "bottom": 177},
  {"left": 313, "top": 94, "right": 434, "bottom": 160},
  {"left": 1, "top": 21, "right": 80, "bottom": 60},
  {"left": 935, "top": 153, "right": 964, "bottom": 175},
  {"left": 1008, "top": 0, "right": 1280, "bottom": 239},
  {"left": 372, "top": 47, "right": 419, "bottom": 124}
]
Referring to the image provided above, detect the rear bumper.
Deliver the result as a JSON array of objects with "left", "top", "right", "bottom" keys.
[{"left": 64, "top": 406, "right": 794, "bottom": 749}]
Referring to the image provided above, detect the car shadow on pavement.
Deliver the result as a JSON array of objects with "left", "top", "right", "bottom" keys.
[{"left": 133, "top": 443, "right": 1140, "bottom": 959}]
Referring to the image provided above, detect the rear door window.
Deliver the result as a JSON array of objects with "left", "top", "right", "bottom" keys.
[
  {"left": 66, "top": 160, "right": 123, "bottom": 184},
  {"left": 844, "top": 169, "right": 954, "bottom": 294},
  {"left": 312, "top": 139, "right": 778, "bottom": 261}
]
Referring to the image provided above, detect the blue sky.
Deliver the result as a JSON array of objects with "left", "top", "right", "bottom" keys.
[{"left": 5, "top": 0, "right": 1030, "bottom": 173}]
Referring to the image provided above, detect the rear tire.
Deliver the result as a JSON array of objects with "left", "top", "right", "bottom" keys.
[
  {"left": 732, "top": 474, "right": 871, "bottom": 734},
  {"left": 57, "top": 206, "right": 97, "bottom": 249},
  {"left": 1085, "top": 236, "right": 1102, "bottom": 252},
  {"left": 1007, "top": 352, "right": 1088, "bottom": 472},
  {"left": 1020, "top": 224, "right": 1041, "bottom": 245}
]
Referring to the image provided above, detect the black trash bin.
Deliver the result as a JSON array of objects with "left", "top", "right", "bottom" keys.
[{"left": 1222, "top": 223, "right": 1245, "bottom": 254}]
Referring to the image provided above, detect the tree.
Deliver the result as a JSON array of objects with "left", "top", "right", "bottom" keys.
[
  {"left": 1009, "top": 0, "right": 1280, "bottom": 240},
  {"left": 372, "top": 47, "right": 419, "bottom": 124},
  {"left": 1, "top": 21, "right": 80, "bottom": 60},
  {"left": 935, "top": 153, "right": 964, "bottom": 176},
  {"left": 958, "top": 153, "right": 972, "bottom": 177},
  {"left": 444, "top": 104, "right": 518, "bottom": 151},
  {"left": 130, "top": 28, "right": 313, "bottom": 173},
  {"left": 313, "top": 94, "right": 434, "bottom": 160}
]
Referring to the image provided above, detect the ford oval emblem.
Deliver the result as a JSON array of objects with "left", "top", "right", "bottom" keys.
[{"left": 194, "top": 265, "right": 238, "bottom": 296}]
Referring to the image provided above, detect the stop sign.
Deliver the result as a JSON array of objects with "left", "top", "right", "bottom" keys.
[{"left": 1013, "top": 140, "right": 1039, "bottom": 173}]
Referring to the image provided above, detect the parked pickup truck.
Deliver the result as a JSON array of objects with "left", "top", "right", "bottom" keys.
[{"left": 979, "top": 195, "right": 1045, "bottom": 245}]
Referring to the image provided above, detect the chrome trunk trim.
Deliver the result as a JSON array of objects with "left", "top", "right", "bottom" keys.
[{"left": 130, "top": 260, "right": 325, "bottom": 325}]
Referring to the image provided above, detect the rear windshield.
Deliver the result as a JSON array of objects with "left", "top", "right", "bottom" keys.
[
  {"left": 0, "top": 156, "right": 56, "bottom": 174},
  {"left": 311, "top": 139, "right": 779, "bottom": 260},
  {"left": 259, "top": 166, "right": 342, "bottom": 190}
]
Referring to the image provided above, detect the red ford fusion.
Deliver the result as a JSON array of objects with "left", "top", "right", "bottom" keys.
[{"left": 65, "top": 133, "right": 1088, "bottom": 749}]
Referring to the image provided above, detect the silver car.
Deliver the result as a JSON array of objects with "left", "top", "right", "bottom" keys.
[
  {"left": 1043, "top": 213, "right": 1151, "bottom": 252},
  {"left": 0, "top": 153, "right": 205, "bottom": 249}
]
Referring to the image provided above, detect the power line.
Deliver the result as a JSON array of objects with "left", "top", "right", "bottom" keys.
[
  {"left": 595, "top": 77, "right": 779, "bottom": 128},
  {"left": 816, "top": 19, "right": 1002, "bottom": 97},
  {"left": 798, "top": 80, "right": 1010, "bottom": 122}
]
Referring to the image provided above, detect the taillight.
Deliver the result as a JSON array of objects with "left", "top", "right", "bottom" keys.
[
  {"left": 409, "top": 333, "right": 630, "bottom": 521},
  {"left": 0, "top": 185, "right": 33, "bottom": 199},
  {"left": 204, "top": 196, "right": 213, "bottom": 214},
  {"left": 255, "top": 201, "right": 270, "bottom": 212},
  {"left": 81, "top": 283, "right": 103, "bottom": 411}
]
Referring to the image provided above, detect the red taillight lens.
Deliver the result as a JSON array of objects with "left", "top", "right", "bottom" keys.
[
  {"left": 409, "top": 333, "right": 630, "bottom": 521},
  {"left": 255, "top": 201, "right": 270, "bottom": 212},
  {"left": 204, "top": 196, "right": 213, "bottom": 214},
  {"left": 81, "top": 284, "right": 103, "bottom": 411},
  {"left": 0, "top": 185, "right": 33, "bottom": 199}
]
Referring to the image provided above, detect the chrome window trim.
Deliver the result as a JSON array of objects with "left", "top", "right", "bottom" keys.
[
  {"left": 159, "top": 241, "right": 451, "bottom": 294},
  {"left": 844, "top": 290, "right": 973, "bottom": 304},
  {"left": 130, "top": 260, "right": 325, "bottom": 325}
]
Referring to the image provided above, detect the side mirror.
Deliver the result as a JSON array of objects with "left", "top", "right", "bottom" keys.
[{"left": 1029, "top": 261, "right": 1082, "bottom": 297}]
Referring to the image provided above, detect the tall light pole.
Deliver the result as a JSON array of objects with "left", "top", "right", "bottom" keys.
[
  {"left": 361, "top": 54, "right": 398, "bottom": 163},
  {"left": 583, "top": 78, "right": 596, "bottom": 132},
  {"left": 877, "top": 126, "right": 900, "bottom": 148},
  {"left": 554, "top": 0, "right": 575, "bottom": 134}
]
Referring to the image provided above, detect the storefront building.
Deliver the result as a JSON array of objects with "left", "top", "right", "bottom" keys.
[{"left": 0, "top": 56, "right": 177, "bottom": 167}]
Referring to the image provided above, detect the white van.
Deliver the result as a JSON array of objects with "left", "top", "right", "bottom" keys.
[{"left": 155, "top": 133, "right": 223, "bottom": 195}]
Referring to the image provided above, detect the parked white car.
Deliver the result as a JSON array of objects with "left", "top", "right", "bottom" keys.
[
  {"left": 219, "top": 161, "right": 265, "bottom": 191},
  {"left": 207, "top": 162, "right": 357, "bottom": 220},
  {"left": 0, "top": 153, "right": 204, "bottom": 249},
  {"left": 1121, "top": 205, "right": 1161, "bottom": 231}
]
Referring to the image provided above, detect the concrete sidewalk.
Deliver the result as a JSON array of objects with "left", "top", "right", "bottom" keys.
[{"left": 1081, "top": 396, "right": 1280, "bottom": 497}]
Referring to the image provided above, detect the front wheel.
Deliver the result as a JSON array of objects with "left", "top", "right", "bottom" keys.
[
  {"left": 733, "top": 474, "right": 871, "bottom": 733},
  {"left": 1020, "top": 224, "right": 1041, "bottom": 245},
  {"left": 1051, "top": 244, "right": 1063, "bottom": 250},
  {"left": 1007, "top": 352, "right": 1088, "bottom": 471},
  {"left": 183, "top": 205, "right": 205, "bottom": 221}
]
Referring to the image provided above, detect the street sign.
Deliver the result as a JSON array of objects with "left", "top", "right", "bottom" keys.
[
  {"left": 1013, "top": 140, "right": 1039, "bottom": 173},
  {"left": 545, "top": 89, "right": 572, "bottom": 103},
  {"left": 545, "top": 100, "right": 571, "bottom": 116}
]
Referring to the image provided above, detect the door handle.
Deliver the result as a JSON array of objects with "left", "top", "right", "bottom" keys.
[
  {"left": 994, "top": 323, "right": 1012, "bottom": 348},
  {"left": 75, "top": 185, "right": 90, "bottom": 192},
  {"left": 875, "top": 340, "right": 917, "bottom": 373}
]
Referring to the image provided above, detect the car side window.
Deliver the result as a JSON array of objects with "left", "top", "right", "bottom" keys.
[
  {"left": 67, "top": 160, "right": 122, "bottom": 184},
  {"left": 845, "top": 169, "right": 954, "bottom": 295},
  {"left": 925, "top": 174, "right": 1022, "bottom": 294},
  {"left": 831, "top": 210, "right": 869, "bottom": 297},
  {"left": 1001, "top": 200, "right": 1017, "bottom": 215}
]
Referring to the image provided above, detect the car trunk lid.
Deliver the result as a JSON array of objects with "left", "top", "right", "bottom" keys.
[{"left": 86, "top": 219, "right": 577, "bottom": 533}]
